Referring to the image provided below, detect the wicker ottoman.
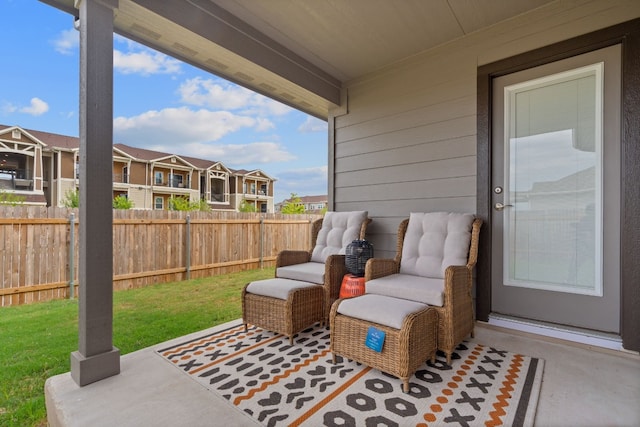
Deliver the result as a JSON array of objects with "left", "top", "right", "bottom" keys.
[
  {"left": 330, "top": 294, "right": 438, "bottom": 393},
  {"left": 242, "top": 278, "right": 324, "bottom": 344}
]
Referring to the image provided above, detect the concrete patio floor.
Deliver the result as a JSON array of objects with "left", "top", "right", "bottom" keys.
[{"left": 45, "top": 321, "right": 640, "bottom": 427}]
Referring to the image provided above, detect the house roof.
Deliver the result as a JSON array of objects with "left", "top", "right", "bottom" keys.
[
  {"left": 277, "top": 195, "right": 327, "bottom": 205},
  {"left": 231, "top": 168, "right": 275, "bottom": 181},
  {"left": 113, "top": 143, "right": 174, "bottom": 161},
  {"left": 40, "top": 0, "right": 554, "bottom": 119},
  {"left": 299, "top": 195, "right": 327, "bottom": 204},
  {"left": 0, "top": 125, "right": 268, "bottom": 178},
  {"left": 0, "top": 124, "right": 79, "bottom": 150},
  {"left": 113, "top": 143, "right": 195, "bottom": 167},
  {"left": 178, "top": 155, "right": 218, "bottom": 170}
]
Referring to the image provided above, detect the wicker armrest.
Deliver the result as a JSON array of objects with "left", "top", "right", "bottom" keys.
[
  {"left": 324, "top": 254, "right": 348, "bottom": 301},
  {"left": 276, "top": 250, "right": 311, "bottom": 268},
  {"left": 443, "top": 265, "right": 473, "bottom": 307},
  {"left": 365, "top": 258, "right": 399, "bottom": 281}
]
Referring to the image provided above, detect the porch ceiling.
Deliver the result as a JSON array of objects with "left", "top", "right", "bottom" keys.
[{"left": 42, "top": 0, "right": 553, "bottom": 118}]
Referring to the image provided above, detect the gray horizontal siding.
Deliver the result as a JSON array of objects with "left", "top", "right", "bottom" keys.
[{"left": 332, "top": 0, "right": 640, "bottom": 244}]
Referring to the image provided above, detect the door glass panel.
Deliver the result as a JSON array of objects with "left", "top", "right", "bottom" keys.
[{"left": 504, "top": 63, "right": 603, "bottom": 296}]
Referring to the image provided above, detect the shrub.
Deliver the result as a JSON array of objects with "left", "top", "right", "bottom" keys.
[
  {"left": 239, "top": 199, "right": 257, "bottom": 212},
  {"left": 280, "top": 193, "right": 305, "bottom": 214},
  {"left": 168, "top": 196, "right": 209, "bottom": 211},
  {"left": 113, "top": 195, "right": 134, "bottom": 209},
  {"left": 0, "top": 190, "right": 26, "bottom": 206},
  {"left": 62, "top": 189, "right": 79, "bottom": 208}
]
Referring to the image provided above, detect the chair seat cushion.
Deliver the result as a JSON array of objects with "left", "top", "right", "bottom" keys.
[
  {"left": 276, "top": 262, "right": 325, "bottom": 284},
  {"left": 365, "top": 273, "right": 444, "bottom": 307},
  {"left": 246, "top": 278, "right": 320, "bottom": 300},
  {"left": 336, "top": 294, "right": 428, "bottom": 330}
]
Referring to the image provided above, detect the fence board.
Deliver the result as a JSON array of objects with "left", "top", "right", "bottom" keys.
[{"left": 0, "top": 207, "right": 321, "bottom": 306}]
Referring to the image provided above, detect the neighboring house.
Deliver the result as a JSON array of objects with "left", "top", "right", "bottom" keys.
[
  {"left": 0, "top": 125, "right": 275, "bottom": 211},
  {"left": 230, "top": 169, "right": 276, "bottom": 213},
  {"left": 275, "top": 195, "right": 327, "bottom": 213},
  {"left": 299, "top": 195, "right": 328, "bottom": 213},
  {"left": 0, "top": 126, "right": 48, "bottom": 205}
]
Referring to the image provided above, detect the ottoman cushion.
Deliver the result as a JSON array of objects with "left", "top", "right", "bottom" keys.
[
  {"left": 336, "top": 294, "right": 428, "bottom": 329},
  {"left": 246, "top": 278, "right": 319, "bottom": 300}
]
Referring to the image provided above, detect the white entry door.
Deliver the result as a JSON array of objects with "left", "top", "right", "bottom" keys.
[{"left": 491, "top": 45, "right": 621, "bottom": 333}]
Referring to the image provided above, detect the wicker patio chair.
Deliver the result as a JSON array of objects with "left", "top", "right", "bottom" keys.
[
  {"left": 242, "top": 211, "right": 370, "bottom": 343},
  {"left": 363, "top": 212, "right": 482, "bottom": 364},
  {"left": 275, "top": 213, "right": 371, "bottom": 321}
]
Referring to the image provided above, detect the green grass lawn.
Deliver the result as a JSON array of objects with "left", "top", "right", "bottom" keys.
[{"left": 0, "top": 267, "right": 274, "bottom": 427}]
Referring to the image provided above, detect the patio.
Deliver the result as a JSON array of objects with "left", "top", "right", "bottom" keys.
[
  {"left": 45, "top": 321, "right": 640, "bottom": 427},
  {"left": 35, "top": 2, "right": 640, "bottom": 425}
]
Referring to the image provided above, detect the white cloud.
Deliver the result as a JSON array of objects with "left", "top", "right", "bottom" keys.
[
  {"left": 243, "top": 94, "right": 293, "bottom": 117},
  {"left": 2, "top": 102, "right": 17, "bottom": 113},
  {"left": 255, "top": 118, "right": 275, "bottom": 132},
  {"left": 274, "top": 166, "right": 328, "bottom": 201},
  {"left": 178, "top": 77, "right": 292, "bottom": 116},
  {"left": 114, "top": 34, "right": 140, "bottom": 50},
  {"left": 151, "top": 141, "right": 296, "bottom": 166},
  {"left": 2, "top": 98, "right": 49, "bottom": 116},
  {"left": 3, "top": 98, "right": 49, "bottom": 116},
  {"left": 114, "top": 107, "right": 261, "bottom": 145},
  {"left": 113, "top": 107, "right": 295, "bottom": 166},
  {"left": 52, "top": 29, "right": 78, "bottom": 55},
  {"left": 113, "top": 50, "right": 181, "bottom": 75},
  {"left": 20, "top": 98, "right": 49, "bottom": 116},
  {"left": 179, "top": 78, "right": 253, "bottom": 109},
  {"left": 52, "top": 32, "right": 181, "bottom": 75},
  {"left": 298, "top": 116, "right": 327, "bottom": 133}
]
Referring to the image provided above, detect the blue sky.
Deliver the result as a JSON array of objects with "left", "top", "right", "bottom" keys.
[{"left": 0, "top": 0, "right": 328, "bottom": 203}]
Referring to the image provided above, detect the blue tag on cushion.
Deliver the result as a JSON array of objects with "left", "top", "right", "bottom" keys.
[{"left": 365, "top": 326, "right": 385, "bottom": 352}]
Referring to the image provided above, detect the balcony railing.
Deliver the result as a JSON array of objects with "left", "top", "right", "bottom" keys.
[
  {"left": 170, "top": 178, "right": 186, "bottom": 188},
  {"left": 154, "top": 179, "right": 189, "bottom": 188},
  {"left": 0, "top": 169, "right": 34, "bottom": 190},
  {"left": 113, "top": 173, "right": 128, "bottom": 184}
]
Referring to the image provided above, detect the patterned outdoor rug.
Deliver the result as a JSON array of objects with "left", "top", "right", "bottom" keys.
[{"left": 157, "top": 321, "right": 544, "bottom": 427}]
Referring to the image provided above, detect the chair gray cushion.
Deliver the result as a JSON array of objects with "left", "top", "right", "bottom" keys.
[
  {"left": 310, "top": 211, "right": 368, "bottom": 263},
  {"left": 246, "top": 278, "right": 320, "bottom": 300},
  {"left": 399, "top": 212, "right": 474, "bottom": 279},
  {"left": 365, "top": 273, "right": 444, "bottom": 307},
  {"left": 276, "top": 261, "right": 325, "bottom": 285},
  {"left": 336, "top": 294, "right": 428, "bottom": 330}
]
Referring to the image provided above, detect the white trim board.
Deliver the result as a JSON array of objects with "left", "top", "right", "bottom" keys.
[{"left": 487, "top": 314, "right": 623, "bottom": 351}]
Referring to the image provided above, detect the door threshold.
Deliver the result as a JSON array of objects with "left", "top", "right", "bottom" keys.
[{"left": 487, "top": 314, "right": 623, "bottom": 351}]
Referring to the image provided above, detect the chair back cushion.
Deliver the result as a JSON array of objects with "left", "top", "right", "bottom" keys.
[
  {"left": 399, "top": 212, "right": 474, "bottom": 279},
  {"left": 310, "top": 211, "right": 368, "bottom": 263}
]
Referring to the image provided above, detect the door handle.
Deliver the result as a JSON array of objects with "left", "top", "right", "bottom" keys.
[{"left": 494, "top": 202, "right": 513, "bottom": 211}]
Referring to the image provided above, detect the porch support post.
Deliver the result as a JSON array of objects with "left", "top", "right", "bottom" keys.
[{"left": 70, "top": 0, "right": 120, "bottom": 387}]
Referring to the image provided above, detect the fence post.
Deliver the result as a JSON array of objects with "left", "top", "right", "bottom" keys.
[
  {"left": 69, "top": 212, "right": 75, "bottom": 299},
  {"left": 186, "top": 214, "right": 191, "bottom": 280},
  {"left": 260, "top": 216, "right": 264, "bottom": 269}
]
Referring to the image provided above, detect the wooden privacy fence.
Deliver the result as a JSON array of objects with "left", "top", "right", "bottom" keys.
[{"left": 0, "top": 206, "right": 321, "bottom": 307}]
